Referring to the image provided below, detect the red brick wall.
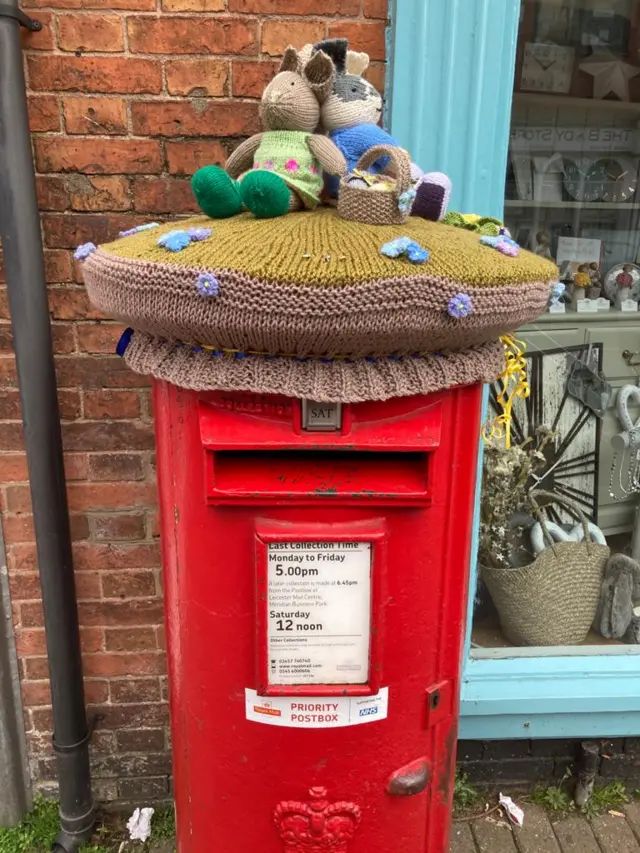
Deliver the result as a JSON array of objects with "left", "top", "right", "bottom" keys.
[{"left": 0, "top": 0, "right": 387, "bottom": 802}]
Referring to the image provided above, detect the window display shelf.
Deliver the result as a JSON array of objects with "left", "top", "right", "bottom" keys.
[
  {"left": 514, "top": 91, "right": 640, "bottom": 114},
  {"left": 506, "top": 200, "right": 640, "bottom": 209}
]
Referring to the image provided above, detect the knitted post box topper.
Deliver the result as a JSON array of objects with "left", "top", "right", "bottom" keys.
[
  {"left": 309, "top": 38, "right": 451, "bottom": 222},
  {"left": 81, "top": 209, "right": 559, "bottom": 403},
  {"left": 191, "top": 47, "right": 347, "bottom": 220}
]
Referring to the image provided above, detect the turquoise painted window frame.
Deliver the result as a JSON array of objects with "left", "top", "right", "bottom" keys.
[{"left": 388, "top": 0, "right": 640, "bottom": 740}]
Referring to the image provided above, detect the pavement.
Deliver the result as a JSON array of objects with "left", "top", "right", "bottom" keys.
[
  {"left": 451, "top": 801, "right": 640, "bottom": 853},
  {"left": 143, "top": 803, "right": 640, "bottom": 853}
]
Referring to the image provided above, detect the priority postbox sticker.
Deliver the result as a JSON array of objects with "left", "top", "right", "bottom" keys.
[
  {"left": 266, "top": 541, "right": 371, "bottom": 686},
  {"left": 245, "top": 688, "right": 388, "bottom": 728}
]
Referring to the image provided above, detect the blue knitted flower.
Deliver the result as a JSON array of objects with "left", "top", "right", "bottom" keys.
[
  {"left": 188, "top": 227, "right": 212, "bottom": 242},
  {"left": 195, "top": 273, "right": 220, "bottom": 297},
  {"left": 119, "top": 222, "right": 160, "bottom": 238},
  {"left": 398, "top": 188, "right": 416, "bottom": 214},
  {"left": 74, "top": 242, "right": 97, "bottom": 261},
  {"left": 380, "top": 236, "right": 412, "bottom": 258},
  {"left": 447, "top": 293, "right": 473, "bottom": 319},
  {"left": 406, "top": 243, "right": 429, "bottom": 264},
  {"left": 158, "top": 230, "right": 191, "bottom": 252}
]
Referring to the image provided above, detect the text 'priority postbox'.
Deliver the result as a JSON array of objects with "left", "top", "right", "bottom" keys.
[{"left": 154, "top": 381, "right": 483, "bottom": 853}]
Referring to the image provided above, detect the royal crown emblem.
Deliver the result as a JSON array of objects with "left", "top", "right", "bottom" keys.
[{"left": 273, "top": 787, "right": 361, "bottom": 853}]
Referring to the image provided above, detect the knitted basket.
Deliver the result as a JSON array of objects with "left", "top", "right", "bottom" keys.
[
  {"left": 338, "top": 145, "right": 412, "bottom": 225},
  {"left": 482, "top": 491, "right": 609, "bottom": 646},
  {"left": 81, "top": 208, "right": 558, "bottom": 402}
]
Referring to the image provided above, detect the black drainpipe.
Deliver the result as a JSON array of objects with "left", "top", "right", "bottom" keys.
[{"left": 0, "top": 3, "right": 95, "bottom": 850}]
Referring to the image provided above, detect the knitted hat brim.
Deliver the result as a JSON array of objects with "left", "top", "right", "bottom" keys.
[
  {"left": 85, "top": 251, "right": 551, "bottom": 357},
  {"left": 122, "top": 331, "right": 505, "bottom": 403}
]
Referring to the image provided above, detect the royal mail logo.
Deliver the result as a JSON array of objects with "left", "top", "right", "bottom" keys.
[
  {"left": 359, "top": 706, "right": 378, "bottom": 718},
  {"left": 218, "top": 394, "right": 292, "bottom": 417},
  {"left": 253, "top": 701, "right": 282, "bottom": 718}
]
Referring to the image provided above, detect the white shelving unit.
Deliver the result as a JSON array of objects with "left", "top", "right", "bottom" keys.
[
  {"left": 508, "top": 88, "right": 640, "bottom": 534},
  {"left": 506, "top": 200, "right": 640, "bottom": 209}
]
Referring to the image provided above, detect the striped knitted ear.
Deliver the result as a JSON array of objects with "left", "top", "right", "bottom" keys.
[
  {"left": 313, "top": 38, "right": 348, "bottom": 72},
  {"left": 297, "top": 43, "right": 315, "bottom": 70},
  {"left": 346, "top": 50, "right": 370, "bottom": 76},
  {"left": 303, "top": 49, "right": 335, "bottom": 103}
]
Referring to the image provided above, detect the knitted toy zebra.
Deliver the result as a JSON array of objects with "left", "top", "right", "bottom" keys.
[{"left": 310, "top": 38, "right": 452, "bottom": 222}]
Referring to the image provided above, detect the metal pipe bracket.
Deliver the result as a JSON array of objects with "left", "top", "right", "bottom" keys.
[{"left": 0, "top": 5, "right": 42, "bottom": 30}]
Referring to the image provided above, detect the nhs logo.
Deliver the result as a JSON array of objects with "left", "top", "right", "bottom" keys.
[{"left": 359, "top": 706, "right": 378, "bottom": 718}]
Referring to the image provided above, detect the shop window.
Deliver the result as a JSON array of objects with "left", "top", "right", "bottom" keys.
[{"left": 473, "top": 0, "right": 640, "bottom": 655}]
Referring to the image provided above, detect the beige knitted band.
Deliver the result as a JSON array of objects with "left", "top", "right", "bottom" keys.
[
  {"left": 122, "top": 330, "right": 505, "bottom": 403},
  {"left": 85, "top": 251, "right": 551, "bottom": 358}
]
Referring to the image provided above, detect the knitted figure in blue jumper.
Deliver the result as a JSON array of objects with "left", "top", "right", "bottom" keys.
[{"left": 310, "top": 38, "right": 451, "bottom": 222}]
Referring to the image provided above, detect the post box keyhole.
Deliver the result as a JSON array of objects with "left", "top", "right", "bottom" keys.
[{"left": 430, "top": 691, "right": 440, "bottom": 710}]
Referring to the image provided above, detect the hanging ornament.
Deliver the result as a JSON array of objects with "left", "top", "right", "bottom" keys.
[
  {"left": 482, "top": 334, "right": 530, "bottom": 449},
  {"left": 609, "top": 385, "right": 640, "bottom": 500}
]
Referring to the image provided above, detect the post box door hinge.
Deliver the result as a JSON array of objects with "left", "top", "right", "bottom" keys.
[{"left": 425, "top": 680, "right": 452, "bottom": 729}]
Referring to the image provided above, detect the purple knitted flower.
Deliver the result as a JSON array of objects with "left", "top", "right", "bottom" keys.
[
  {"left": 447, "top": 292, "right": 473, "bottom": 319},
  {"left": 195, "top": 273, "right": 220, "bottom": 297},
  {"left": 497, "top": 238, "right": 519, "bottom": 257},
  {"left": 119, "top": 222, "right": 160, "bottom": 238},
  {"left": 157, "top": 230, "right": 191, "bottom": 252},
  {"left": 74, "top": 242, "right": 97, "bottom": 261},
  {"left": 481, "top": 233, "right": 519, "bottom": 257},
  {"left": 187, "top": 227, "right": 212, "bottom": 242}
]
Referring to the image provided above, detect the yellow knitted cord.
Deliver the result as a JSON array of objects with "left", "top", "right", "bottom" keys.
[{"left": 482, "top": 334, "right": 530, "bottom": 449}]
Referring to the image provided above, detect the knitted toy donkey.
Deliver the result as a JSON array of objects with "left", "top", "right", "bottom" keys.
[
  {"left": 594, "top": 553, "right": 640, "bottom": 642},
  {"left": 310, "top": 38, "right": 451, "bottom": 222},
  {"left": 192, "top": 47, "right": 346, "bottom": 219}
]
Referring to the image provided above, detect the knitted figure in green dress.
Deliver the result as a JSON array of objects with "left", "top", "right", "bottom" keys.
[{"left": 192, "top": 47, "right": 347, "bottom": 219}]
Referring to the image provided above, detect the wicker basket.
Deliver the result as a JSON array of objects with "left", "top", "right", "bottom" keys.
[
  {"left": 338, "top": 145, "right": 412, "bottom": 226},
  {"left": 482, "top": 490, "right": 609, "bottom": 646}
]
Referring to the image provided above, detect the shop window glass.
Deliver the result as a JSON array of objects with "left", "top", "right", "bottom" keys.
[{"left": 473, "top": 0, "right": 640, "bottom": 655}]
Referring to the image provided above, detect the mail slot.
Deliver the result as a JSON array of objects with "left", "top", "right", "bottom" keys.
[{"left": 154, "top": 381, "right": 483, "bottom": 853}]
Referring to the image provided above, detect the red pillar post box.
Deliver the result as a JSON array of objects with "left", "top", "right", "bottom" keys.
[{"left": 154, "top": 380, "right": 483, "bottom": 853}]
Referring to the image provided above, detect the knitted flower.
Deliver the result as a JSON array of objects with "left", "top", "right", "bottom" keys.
[
  {"left": 309, "top": 164, "right": 319, "bottom": 174},
  {"left": 119, "top": 222, "right": 160, "bottom": 238},
  {"left": 74, "top": 242, "right": 97, "bottom": 261},
  {"left": 380, "top": 236, "right": 412, "bottom": 258},
  {"left": 187, "top": 227, "right": 212, "bottom": 242},
  {"left": 285, "top": 159, "right": 300, "bottom": 172},
  {"left": 253, "top": 162, "right": 261, "bottom": 169},
  {"left": 480, "top": 234, "right": 519, "bottom": 257},
  {"left": 195, "top": 273, "right": 220, "bottom": 297},
  {"left": 406, "top": 243, "right": 429, "bottom": 264},
  {"left": 157, "top": 230, "right": 191, "bottom": 252},
  {"left": 447, "top": 293, "right": 473, "bottom": 319},
  {"left": 398, "top": 188, "right": 416, "bottom": 214},
  {"left": 263, "top": 160, "right": 275, "bottom": 171},
  {"left": 497, "top": 238, "right": 518, "bottom": 257}
]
